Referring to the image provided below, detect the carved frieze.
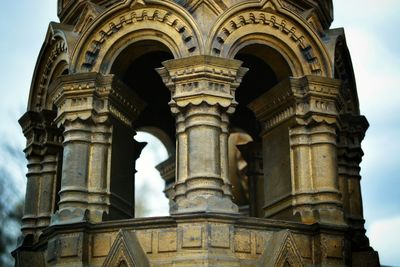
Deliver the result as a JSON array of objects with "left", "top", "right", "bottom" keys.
[
  {"left": 211, "top": 9, "right": 324, "bottom": 75},
  {"left": 249, "top": 75, "right": 341, "bottom": 132},
  {"left": 50, "top": 73, "right": 145, "bottom": 126},
  {"left": 158, "top": 55, "right": 247, "bottom": 110},
  {"left": 79, "top": 7, "right": 199, "bottom": 71}
]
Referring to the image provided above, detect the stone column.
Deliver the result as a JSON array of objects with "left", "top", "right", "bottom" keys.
[
  {"left": 36, "top": 111, "right": 63, "bottom": 229},
  {"left": 249, "top": 76, "right": 345, "bottom": 225},
  {"left": 157, "top": 55, "right": 247, "bottom": 214},
  {"left": 19, "top": 111, "right": 43, "bottom": 236},
  {"left": 338, "top": 114, "right": 371, "bottom": 249},
  {"left": 19, "top": 110, "right": 63, "bottom": 237},
  {"left": 49, "top": 73, "right": 145, "bottom": 224},
  {"left": 237, "top": 142, "right": 264, "bottom": 217}
]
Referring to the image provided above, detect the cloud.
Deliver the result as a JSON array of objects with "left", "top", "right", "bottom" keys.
[
  {"left": 332, "top": 2, "right": 400, "bottom": 266},
  {"left": 369, "top": 217, "right": 400, "bottom": 266},
  {"left": 135, "top": 132, "right": 170, "bottom": 217}
]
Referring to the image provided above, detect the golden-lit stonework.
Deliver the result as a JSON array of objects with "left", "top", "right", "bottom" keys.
[{"left": 14, "top": 0, "right": 380, "bottom": 266}]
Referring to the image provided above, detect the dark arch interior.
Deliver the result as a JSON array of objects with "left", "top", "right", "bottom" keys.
[
  {"left": 232, "top": 44, "right": 292, "bottom": 140},
  {"left": 231, "top": 44, "right": 293, "bottom": 217},
  {"left": 111, "top": 41, "right": 175, "bottom": 142}
]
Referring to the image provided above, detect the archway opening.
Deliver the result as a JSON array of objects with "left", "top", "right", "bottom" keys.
[
  {"left": 110, "top": 41, "right": 175, "bottom": 218},
  {"left": 230, "top": 44, "right": 293, "bottom": 217},
  {"left": 111, "top": 41, "right": 175, "bottom": 143},
  {"left": 134, "top": 131, "right": 170, "bottom": 217}
]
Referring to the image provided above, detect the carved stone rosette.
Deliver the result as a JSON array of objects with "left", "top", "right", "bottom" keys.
[
  {"left": 49, "top": 73, "right": 145, "bottom": 223},
  {"left": 249, "top": 75, "right": 345, "bottom": 225},
  {"left": 157, "top": 55, "right": 248, "bottom": 214},
  {"left": 19, "top": 110, "right": 63, "bottom": 237}
]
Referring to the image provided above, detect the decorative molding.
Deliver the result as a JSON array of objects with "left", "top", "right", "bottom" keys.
[
  {"left": 249, "top": 76, "right": 341, "bottom": 131},
  {"left": 81, "top": 7, "right": 199, "bottom": 71},
  {"left": 102, "top": 230, "right": 150, "bottom": 267},
  {"left": 181, "top": 0, "right": 227, "bottom": 15},
  {"left": 157, "top": 55, "right": 247, "bottom": 110},
  {"left": 335, "top": 37, "right": 359, "bottom": 115},
  {"left": 49, "top": 73, "right": 146, "bottom": 126},
  {"left": 19, "top": 110, "right": 63, "bottom": 157},
  {"left": 211, "top": 10, "right": 323, "bottom": 75},
  {"left": 36, "top": 39, "right": 68, "bottom": 109},
  {"left": 73, "top": 2, "right": 105, "bottom": 34},
  {"left": 259, "top": 230, "right": 305, "bottom": 267}
]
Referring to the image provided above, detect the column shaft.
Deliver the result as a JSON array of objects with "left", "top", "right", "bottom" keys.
[
  {"left": 158, "top": 55, "right": 247, "bottom": 214},
  {"left": 49, "top": 73, "right": 145, "bottom": 224},
  {"left": 37, "top": 154, "right": 59, "bottom": 228},
  {"left": 21, "top": 155, "right": 42, "bottom": 235},
  {"left": 249, "top": 76, "right": 345, "bottom": 224}
]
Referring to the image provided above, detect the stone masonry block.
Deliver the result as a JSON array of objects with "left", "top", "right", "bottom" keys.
[
  {"left": 158, "top": 230, "right": 177, "bottom": 252},
  {"left": 234, "top": 230, "right": 251, "bottom": 253},
  {"left": 210, "top": 224, "right": 230, "bottom": 248},
  {"left": 182, "top": 225, "right": 203, "bottom": 249},
  {"left": 92, "top": 234, "right": 111, "bottom": 257}
]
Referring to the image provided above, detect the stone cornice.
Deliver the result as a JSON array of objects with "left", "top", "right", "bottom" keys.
[
  {"left": 337, "top": 114, "right": 369, "bottom": 163},
  {"left": 157, "top": 55, "right": 248, "bottom": 110},
  {"left": 49, "top": 72, "right": 146, "bottom": 126},
  {"left": 19, "top": 110, "right": 63, "bottom": 157},
  {"left": 339, "top": 114, "right": 369, "bottom": 138},
  {"left": 156, "top": 155, "right": 176, "bottom": 184},
  {"left": 248, "top": 75, "right": 341, "bottom": 131}
]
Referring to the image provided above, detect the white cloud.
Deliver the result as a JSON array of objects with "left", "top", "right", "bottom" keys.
[
  {"left": 333, "top": 3, "right": 400, "bottom": 266},
  {"left": 135, "top": 132, "right": 170, "bottom": 217},
  {"left": 369, "top": 217, "right": 400, "bottom": 266}
]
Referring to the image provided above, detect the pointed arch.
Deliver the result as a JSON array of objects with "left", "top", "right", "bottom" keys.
[
  {"left": 207, "top": 0, "right": 332, "bottom": 77},
  {"left": 71, "top": 0, "right": 204, "bottom": 73}
]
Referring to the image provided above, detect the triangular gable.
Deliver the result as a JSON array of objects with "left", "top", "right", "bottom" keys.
[
  {"left": 259, "top": 230, "right": 304, "bottom": 267},
  {"left": 74, "top": 2, "right": 104, "bottom": 34},
  {"left": 102, "top": 230, "right": 150, "bottom": 267},
  {"left": 185, "top": 0, "right": 227, "bottom": 15}
]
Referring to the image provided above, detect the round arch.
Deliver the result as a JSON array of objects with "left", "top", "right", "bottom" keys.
[
  {"left": 207, "top": 0, "right": 332, "bottom": 77},
  {"left": 109, "top": 40, "right": 176, "bottom": 144},
  {"left": 334, "top": 35, "right": 360, "bottom": 115},
  {"left": 28, "top": 36, "right": 70, "bottom": 111},
  {"left": 71, "top": 0, "right": 204, "bottom": 73},
  {"left": 136, "top": 126, "right": 175, "bottom": 156},
  {"left": 229, "top": 35, "right": 302, "bottom": 77}
]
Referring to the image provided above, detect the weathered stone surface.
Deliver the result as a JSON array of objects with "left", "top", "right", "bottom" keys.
[{"left": 14, "top": 0, "right": 380, "bottom": 266}]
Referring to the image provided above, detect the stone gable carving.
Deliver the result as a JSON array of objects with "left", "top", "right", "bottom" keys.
[
  {"left": 74, "top": 2, "right": 105, "bottom": 34},
  {"left": 259, "top": 230, "right": 304, "bottom": 267},
  {"left": 102, "top": 230, "right": 150, "bottom": 267}
]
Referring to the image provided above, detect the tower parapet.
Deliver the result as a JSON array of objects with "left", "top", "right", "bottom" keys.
[{"left": 14, "top": 0, "right": 379, "bottom": 266}]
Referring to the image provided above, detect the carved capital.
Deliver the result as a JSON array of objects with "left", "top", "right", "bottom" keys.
[
  {"left": 49, "top": 73, "right": 146, "bottom": 127},
  {"left": 249, "top": 75, "right": 341, "bottom": 132},
  {"left": 337, "top": 114, "right": 369, "bottom": 163},
  {"left": 157, "top": 55, "right": 248, "bottom": 113},
  {"left": 19, "top": 110, "right": 63, "bottom": 157},
  {"left": 19, "top": 111, "right": 45, "bottom": 157}
]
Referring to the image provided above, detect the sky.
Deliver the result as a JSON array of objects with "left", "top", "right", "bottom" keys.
[{"left": 0, "top": 0, "right": 399, "bottom": 266}]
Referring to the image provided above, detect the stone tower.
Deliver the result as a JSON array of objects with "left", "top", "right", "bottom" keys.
[{"left": 13, "top": 0, "right": 380, "bottom": 266}]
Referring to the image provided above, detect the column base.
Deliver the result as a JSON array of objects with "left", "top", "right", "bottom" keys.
[
  {"left": 172, "top": 251, "right": 240, "bottom": 267},
  {"left": 171, "top": 196, "right": 238, "bottom": 214},
  {"left": 51, "top": 208, "right": 94, "bottom": 225}
]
